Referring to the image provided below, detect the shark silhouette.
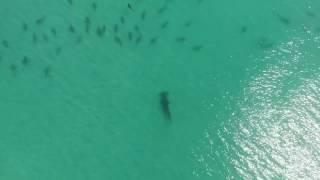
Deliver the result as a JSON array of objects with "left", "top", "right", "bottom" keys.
[{"left": 160, "top": 91, "right": 171, "bottom": 121}]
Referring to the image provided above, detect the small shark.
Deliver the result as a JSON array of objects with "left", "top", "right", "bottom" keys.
[
  {"left": 160, "top": 91, "right": 171, "bottom": 121},
  {"left": 128, "top": 3, "right": 133, "bottom": 11}
]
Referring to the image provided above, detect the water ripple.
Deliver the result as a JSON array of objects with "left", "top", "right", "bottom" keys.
[{"left": 193, "top": 33, "right": 320, "bottom": 179}]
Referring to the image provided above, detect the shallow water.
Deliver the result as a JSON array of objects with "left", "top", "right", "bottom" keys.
[{"left": 0, "top": 0, "right": 320, "bottom": 179}]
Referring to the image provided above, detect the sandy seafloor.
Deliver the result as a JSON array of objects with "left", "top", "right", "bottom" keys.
[{"left": 0, "top": 0, "right": 320, "bottom": 179}]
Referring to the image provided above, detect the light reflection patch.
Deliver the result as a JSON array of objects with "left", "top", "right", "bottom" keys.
[{"left": 192, "top": 33, "right": 320, "bottom": 179}]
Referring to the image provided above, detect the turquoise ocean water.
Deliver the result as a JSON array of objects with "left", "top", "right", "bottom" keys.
[{"left": 1, "top": 0, "right": 320, "bottom": 179}]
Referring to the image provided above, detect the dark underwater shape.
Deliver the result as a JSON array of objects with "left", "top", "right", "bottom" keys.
[
  {"left": 10, "top": 64, "right": 17, "bottom": 75},
  {"left": 128, "top": 3, "right": 133, "bottom": 11},
  {"left": 184, "top": 20, "right": 192, "bottom": 27},
  {"left": 257, "top": 37, "right": 273, "bottom": 49},
  {"left": 175, "top": 37, "right": 186, "bottom": 43},
  {"left": 92, "top": 2, "right": 97, "bottom": 11},
  {"left": 55, "top": 47, "right": 62, "bottom": 55},
  {"left": 149, "top": 37, "right": 158, "bottom": 45},
  {"left": 120, "top": 16, "right": 125, "bottom": 24},
  {"left": 114, "top": 36, "right": 123, "bottom": 46},
  {"left": 306, "top": 11, "right": 316, "bottom": 18},
  {"left": 158, "top": 5, "right": 167, "bottom": 14},
  {"left": 85, "top": 16, "right": 91, "bottom": 33},
  {"left": 22, "top": 22, "right": 28, "bottom": 32},
  {"left": 160, "top": 21, "right": 169, "bottom": 29},
  {"left": 113, "top": 24, "right": 118, "bottom": 33},
  {"left": 76, "top": 36, "right": 83, "bottom": 44},
  {"left": 277, "top": 14, "right": 290, "bottom": 25},
  {"left": 43, "top": 66, "right": 51, "bottom": 78},
  {"left": 69, "top": 24, "right": 76, "bottom": 33},
  {"left": 2, "top": 40, "right": 9, "bottom": 48},
  {"left": 135, "top": 35, "right": 142, "bottom": 45},
  {"left": 67, "top": 0, "right": 73, "bottom": 5},
  {"left": 51, "top": 27, "right": 57, "bottom": 36},
  {"left": 141, "top": 10, "right": 146, "bottom": 20},
  {"left": 35, "top": 16, "right": 46, "bottom": 25},
  {"left": 192, "top": 45, "right": 203, "bottom": 52},
  {"left": 241, "top": 26, "right": 247, "bottom": 33},
  {"left": 42, "top": 33, "right": 49, "bottom": 42},
  {"left": 22, "top": 56, "right": 29, "bottom": 66},
  {"left": 128, "top": 32, "right": 133, "bottom": 41},
  {"left": 134, "top": 25, "right": 140, "bottom": 33},
  {"left": 160, "top": 91, "right": 171, "bottom": 121},
  {"left": 96, "top": 25, "right": 106, "bottom": 37},
  {"left": 32, "top": 33, "right": 38, "bottom": 44}
]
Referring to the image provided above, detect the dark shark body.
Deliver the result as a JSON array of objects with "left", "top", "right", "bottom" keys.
[{"left": 160, "top": 91, "right": 171, "bottom": 121}]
